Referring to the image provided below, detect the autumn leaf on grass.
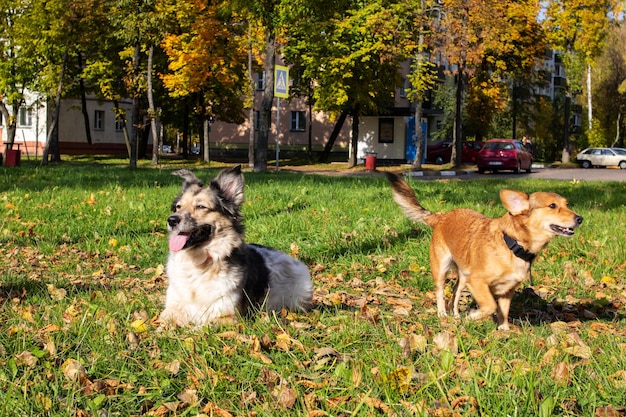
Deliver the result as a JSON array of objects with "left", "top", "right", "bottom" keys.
[
  {"left": 313, "top": 347, "right": 350, "bottom": 369},
  {"left": 147, "top": 401, "right": 180, "bottom": 416},
  {"left": 386, "top": 366, "right": 413, "bottom": 394},
  {"left": 551, "top": 362, "right": 572, "bottom": 386},
  {"left": 86, "top": 193, "right": 97, "bottom": 205},
  {"left": 177, "top": 388, "right": 199, "bottom": 406},
  {"left": 272, "top": 381, "right": 297, "bottom": 409},
  {"left": 433, "top": 331, "right": 458, "bottom": 354},
  {"left": 201, "top": 402, "right": 234, "bottom": 417},
  {"left": 15, "top": 350, "right": 38, "bottom": 368},
  {"left": 548, "top": 322, "right": 591, "bottom": 359},
  {"left": 62, "top": 359, "right": 89, "bottom": 384},
  {"left": 594, "top": 405, "right": 626, "bottom": 417},
  {"left": 608, "top": 370, "right": 626, "bottom": 389},
  {"left": 47, "top": 284, "right": 67, "bottom": 300},
  {"left": 398, "top": 333, "right": 428, "bottom": 357},
  {"left": 361, "top": 395, "right": 392, "bottom": 415}
]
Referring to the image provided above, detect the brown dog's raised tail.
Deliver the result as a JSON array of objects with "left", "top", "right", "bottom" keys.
[{"left": 385, "top": 172, "right": 438, "bottom": 227}]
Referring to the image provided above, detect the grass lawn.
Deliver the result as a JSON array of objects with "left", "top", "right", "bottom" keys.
[{"left": 1, "top": 159, "right": 625, "bottom": 416}]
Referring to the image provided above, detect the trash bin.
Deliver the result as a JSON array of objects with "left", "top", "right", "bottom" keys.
[
  {"left": 4, "top": 149, "right": 21, "bottom": 167},
  {"left": 365, "top": 152, "right": 377, "bottom": 171}
]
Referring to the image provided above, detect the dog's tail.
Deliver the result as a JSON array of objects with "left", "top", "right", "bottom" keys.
[{"left": 385, "top": 172, "right": 436, "bottom": 227}]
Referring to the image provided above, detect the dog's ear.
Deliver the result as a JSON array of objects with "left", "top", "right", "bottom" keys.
[
  {"left": 173, "top": 169, "right": 203, "bottom": 191},
  {"left": 212, "top": 165, "right": 245, "bottom": 207},
  {"left": 500, "top": 190, "right": 530, "bottom": 215}
]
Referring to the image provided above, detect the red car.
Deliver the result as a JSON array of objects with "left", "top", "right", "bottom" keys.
[
  {"left": 476, "top": 139, "right": 533, "bottom": 174},
  {"left": 425, "top": 140, "right": 484, "bottom": 164}
]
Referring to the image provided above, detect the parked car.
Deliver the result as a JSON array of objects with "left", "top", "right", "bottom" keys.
[
  {"left": 476, "top": 139, "right": 533, "bottom": 174},
  {"left": 425, "top": 140, "right": 484, "bottom": 164},
  {"left": 576, "top": 147, "right": 626, "bottom": 169}
]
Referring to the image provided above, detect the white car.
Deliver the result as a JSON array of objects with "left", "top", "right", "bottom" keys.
[{"left": 576, "top": 147, "right": 626, "bottom": 169}]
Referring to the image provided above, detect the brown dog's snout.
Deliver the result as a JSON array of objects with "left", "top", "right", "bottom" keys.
[{"left": 168, "top": 215, "right": 181, "bottom": 228}]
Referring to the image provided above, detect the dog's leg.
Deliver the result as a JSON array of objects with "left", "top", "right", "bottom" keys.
[
  {"left": 466, "top": 281, "right": 498, "bottom": 322},
  {"left": 495, "top": 290, "right": 515, "bottom": 330},
  {"left": 430, "top": 250, "right": 452, "bottom": 318},
  {"left": 451, "top": 271, "right": 468, "bottom": 318}
]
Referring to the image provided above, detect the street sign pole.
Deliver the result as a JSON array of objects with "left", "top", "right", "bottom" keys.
[
  {"left": 274, "top": 65, "right": 289, "bottom": 172},
  {"left": 276, "top": 97, "right": 280, "bottom": 171}
]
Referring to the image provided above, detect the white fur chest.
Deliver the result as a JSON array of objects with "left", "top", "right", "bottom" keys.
[{"left": 161, "top": 250, "right": 242, "bottom": 326}]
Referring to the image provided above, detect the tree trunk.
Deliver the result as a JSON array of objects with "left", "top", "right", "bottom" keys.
[
  {"left": 348, "top": 109, "right": 359, "bottom": 168},
  {"left": 42, "top": 45, "right": 69, "bottom": 165},
  {"left": 113, "top": 100, "right": 132, "bottom": 156},
  {"left": 612, "top": 112, "right": 621, "bottom": 147},
  {"left": 308, "top": 91, "right": 313, "bottom": 157},
  {"left": 318, "top": 110, "right": 349, "bottom": 163},
  {"left": 411, "top": 100, "right": 424, "bottom": 170},
  {"left": 587, "top": 63, "right": 593, "bottom": 130},
  {"left": 78, "top": 52, "right": 92, "bottom": 145},
  {"left": 511, "top": 83, "right": 517, "bottom": 140},
  {"left": 255, "top": 31, "right": 276, "bottom": 172},
  {"left": 452, "top": 67, "right": 464, "bottom": 167},
  {"left": 247, "top": 25, "right": 255, "bottom": 168},
  {"left": 147, "top": 45, "right": 159, "bottom": 165},
  {"left": 562, "top": 92, "right": 571, "bottom": 163},
  {"left": 129, "top": 42, "right": 141, "bottom": 168},
  {"left": 0, "top": 102, "right": 16, "bottom": 152},
  {"left": 203, "top": 117, "right": 210, "bottom": 163}
]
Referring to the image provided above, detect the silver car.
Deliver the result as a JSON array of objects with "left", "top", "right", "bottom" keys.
[{"left": 576, "top": 147, "right": 626, "bottom": 169}]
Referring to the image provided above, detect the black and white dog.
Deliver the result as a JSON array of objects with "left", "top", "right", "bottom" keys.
[{"left": 159, "top": 166, "right": 313, "bottom": 327}]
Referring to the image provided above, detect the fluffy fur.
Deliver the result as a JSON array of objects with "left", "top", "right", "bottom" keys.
[
  {"left": 386, "top": 172, "right": 583, "bottom": 330},
  {"left": 159, "top": 166, "right": 313, "bottom": 327}
]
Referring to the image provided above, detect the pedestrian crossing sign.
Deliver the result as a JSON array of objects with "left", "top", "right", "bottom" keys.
[{"left": 274, "top": 65, "right": 289, "bottom": 98}]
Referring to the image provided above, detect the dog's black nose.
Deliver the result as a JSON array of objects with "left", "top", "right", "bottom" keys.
[
  {"left": 575, "top": 215, "right": 583, "bottom": 225},
  {"left": 168, "top": 215, "right": 180, "bottom": 228}
]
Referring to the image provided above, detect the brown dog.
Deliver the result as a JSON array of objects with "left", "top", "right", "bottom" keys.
[{"left": 385, "top": 173, "right": 583, "bottom": 330}]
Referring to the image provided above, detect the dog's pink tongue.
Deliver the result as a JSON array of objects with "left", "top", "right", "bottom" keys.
[{"left": 169, "top": 234, "right": 189, "bottom": 252}]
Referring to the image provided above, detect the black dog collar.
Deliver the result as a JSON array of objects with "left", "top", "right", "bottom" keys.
[{"left": 503, "top": 233, "right": 536, "bottom": 263}]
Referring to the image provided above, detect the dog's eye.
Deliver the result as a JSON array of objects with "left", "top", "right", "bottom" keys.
[
  {"left": 549, "top": 203, "right": 557, "bottom": 209},
  {"left": 196, "top": 205, "right": 207, "bottom": 210}
]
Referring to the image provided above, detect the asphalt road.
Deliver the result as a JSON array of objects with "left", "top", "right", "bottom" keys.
[{"left": 462, "top": 166, "right": 626, "bottom": 182}]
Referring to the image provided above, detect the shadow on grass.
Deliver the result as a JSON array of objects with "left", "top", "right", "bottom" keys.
[{"left": 510, "top": 287, "right": 625, "bottom": 325}]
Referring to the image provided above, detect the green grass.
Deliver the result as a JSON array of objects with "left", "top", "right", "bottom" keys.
[{"left": 1, "top": 159, "right": 625, "bottom": 416}]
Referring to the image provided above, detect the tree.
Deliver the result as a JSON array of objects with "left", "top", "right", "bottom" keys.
[
  {"left": 594, "top": 25, "right": 626, "bottom": 148},
  {"left": 434, "top": 0, "right": 546, "bottom": 166},
  {"left": 160, "top": 0, "right": 249, "bottom": 163},
  {"left": 283, "top": 0, "right": 410, "bottom": 167},
  {"left": 0, "top": 0, "right": 39, "bottom": 151},
  {"left": 403, "top": 0, "right": 439, "bottom": 170},
  {"left": 543, "top": 0, "right": 616, "bottom": 162}
]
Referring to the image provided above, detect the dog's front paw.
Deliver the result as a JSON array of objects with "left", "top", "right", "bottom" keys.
[{"left": 159, "top": 308, "right": 189, "bottom": 328}]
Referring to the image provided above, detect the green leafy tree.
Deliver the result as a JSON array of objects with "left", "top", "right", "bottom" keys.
[
  {"left": 595, "top": 25, "right": 626, "bottom": 148},
  {"left": 283, "top": 0, "right": 410, "bottom": 167},
  {"left": 543, "top": 0, "right": 616, "bottom": 162},
  {"left": 0, "top": 0, "right": 39, "bottom": 151},
  {"left": 159, "top": 0, "right": 249, "bottom": 162},
  {"left": 433, "top": 0, "right": 545, "bottom": 166}
]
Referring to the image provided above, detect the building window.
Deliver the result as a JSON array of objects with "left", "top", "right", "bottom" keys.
[
  {"left": 378, "top": 118, "right": 394, "bottom": 143},
  {"left": 115, "top": 116, "right": 125, "bottom": 131},
  {"left": 94, "top": 110, "right": 105, "bottom": 130},
  {"left": 256, "top": 72, "right": 265, "bottom": 90},
  {"left": 290, "top": 111, "right": 306, "bottom": 131},
  {"left": 400, "top": 78, "right": 410, "bottom": 98},
  {"left": 19, "top": 107, "right": 33, "bottom": 127}
]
